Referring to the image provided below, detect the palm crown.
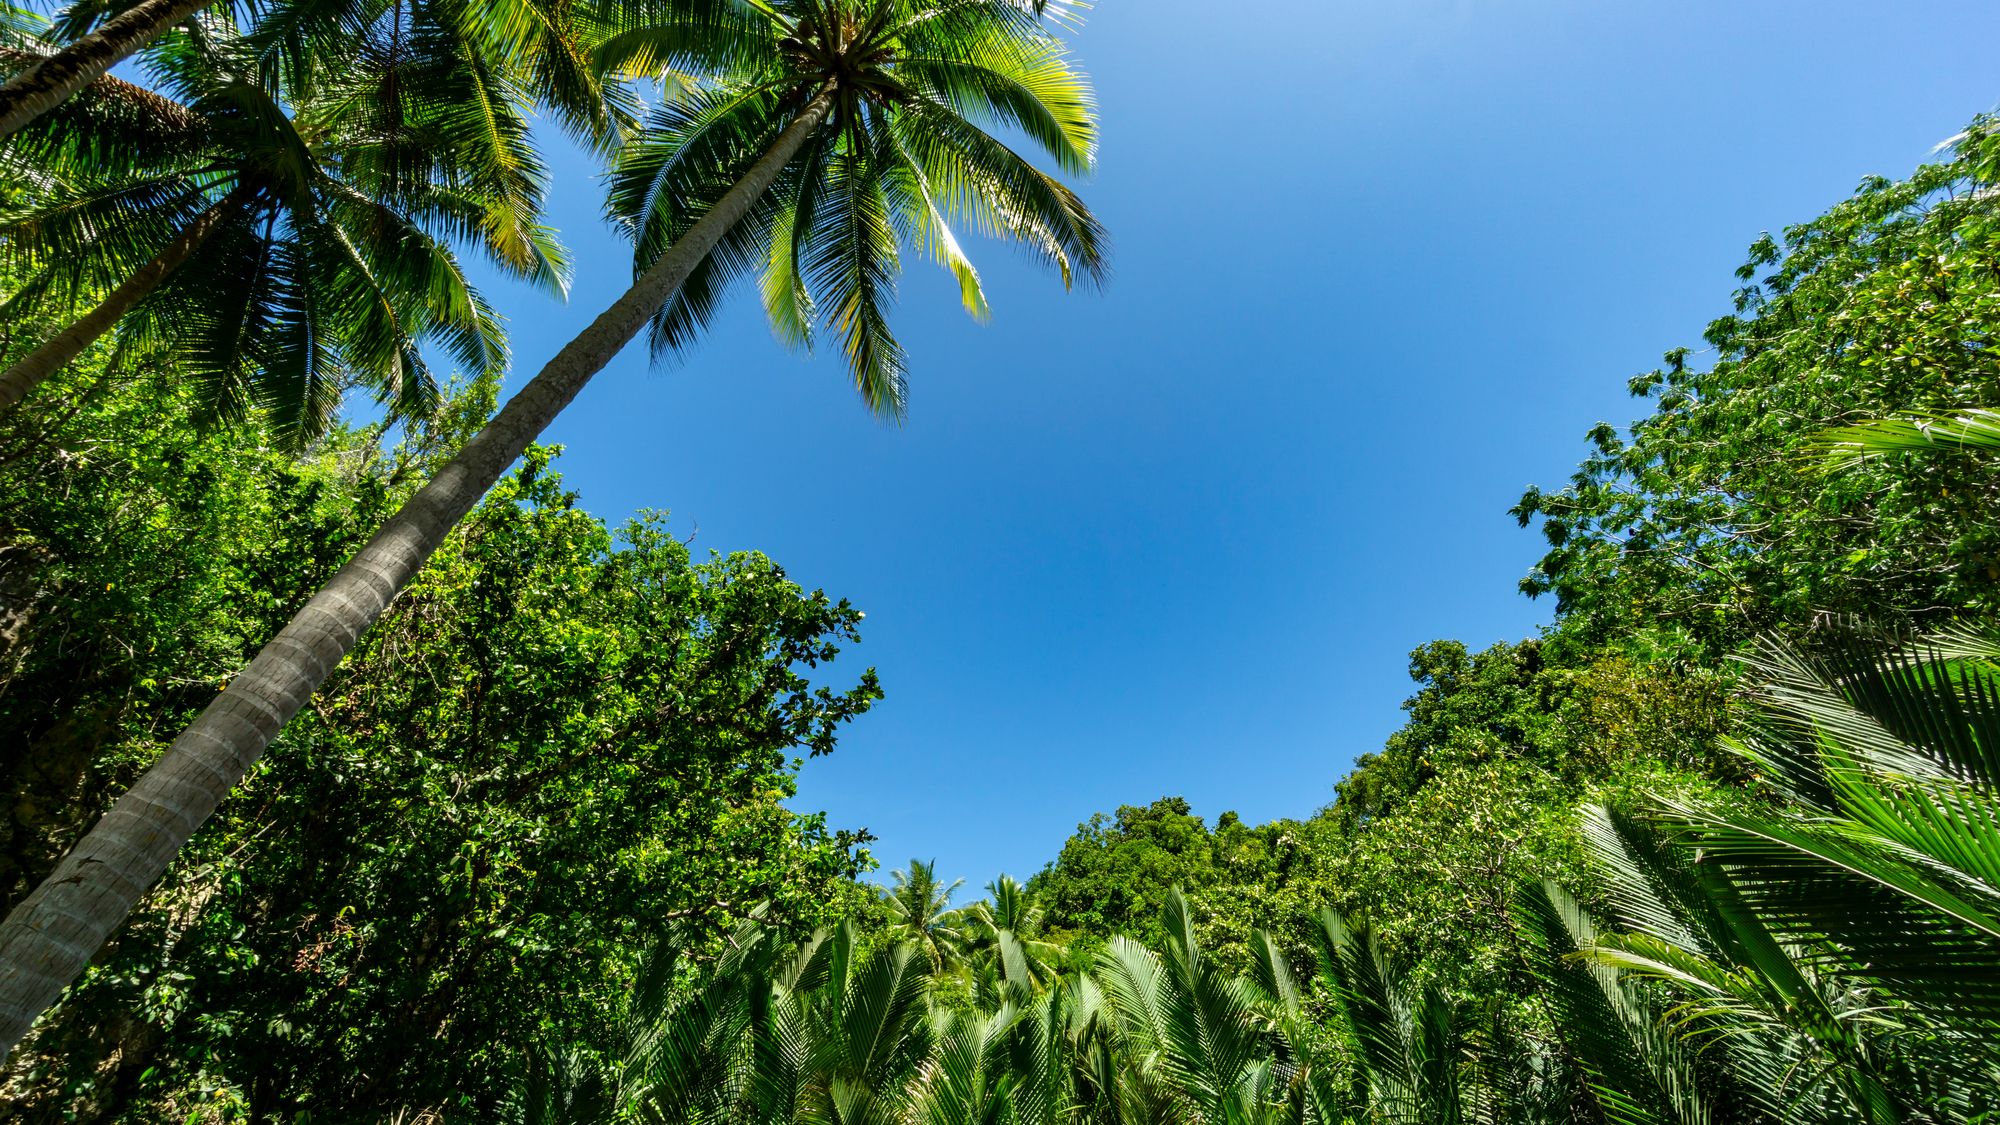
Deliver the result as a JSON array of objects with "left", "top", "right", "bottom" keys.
[
  {"left": 604, "top": 0, "right": 1106, "bottom": 416},
  {"left": 0, "top": 15, "right": 560, "bottom": 437}
]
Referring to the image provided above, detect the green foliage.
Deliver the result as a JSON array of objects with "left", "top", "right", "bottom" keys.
[
  {"left": 1337, "top": 639, "right": 1736, "bottom": 831},
  {"left": 601, "top": 0, "right": 1107, "bottom": 417},
  {"left": 1034, "top": 797, "right": 1216, "bottom": 946},
  {"left": 0, "top": 17, "right": 541, "bottom": 439},
  {"left": 1669, "top": 630, "right": 2000, "bottom": 1036},
  {"left": 1032, "top": 645, "right": 1734, "bottom": 997},
  {"left": 1030, "top": 798, "right": 1342, "bottom": 974},
  {"left": 0, "top": 351, "right": 403, "bottom": 910},
  {"left": 0, "top": 365, "right": 878, "bottom": 1121},
  {"left": 934, "top": 117, "right": 2000, "bottom": 1125},
  {"left": 583, "top": 620, "right": 1999, "bottom": 1125},
  {"left": 1514, "top": 118, "right": 2000, "bottom": 653},
  {"left": 2, "top": 10, "right": 1997, "bottom": 1125}
]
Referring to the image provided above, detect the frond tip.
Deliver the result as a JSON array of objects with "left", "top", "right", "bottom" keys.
[{"left": 1818, "top": 408, "right": 2000, "bottom": 468}]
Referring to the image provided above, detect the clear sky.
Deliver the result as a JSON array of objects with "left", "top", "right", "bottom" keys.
[{"left": 459, "top": 0, "right": 2000, "bottom": 890}]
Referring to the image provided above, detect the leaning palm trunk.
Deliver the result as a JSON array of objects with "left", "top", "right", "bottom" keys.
[
  {"left": 0, "top": 0, "right": 214, "bottom": 140},
  {"left": 0, "top": 90, "right": 835, "bottom": 1060},
  {"left": 0, "top": 188, "right": 248, "bottom": 412}
]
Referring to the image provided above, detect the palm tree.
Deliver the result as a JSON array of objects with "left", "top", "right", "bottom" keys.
[
  {"left": 599, "top": 0, "right": 1101, "bottom": 415},
  {"left": 1004, "top": 976, "right": 1113, "bottom": 1125},
  {"left": 1499, "top": 627, "right": 2000, "bottom": 1125},
  {"left": 962, "top": 875, "right": 1064, "bottom": 999},
  {"left": 0, "top": 8, "right": 581, "bottom": 431},
  {"left": 0, "top": 0, "right": 1103, "bottom": 1058},
  {"left": 0, "top": 0, "right": 218, "bottom": 141},
  {"left": 1572, "top": 802, "right": 1924, "bottom": 1125},
  {"left": 529, "top": 914, "right": 1058, "bottom": 1125},
  {"left": 1305, "top": 908, "right": 1467, "bottom": 1125},
  {"left": 0, "top": 0, "right": 613, "bottom": 142},
  {"left": 1683, "top": 630, "right": 2000, "bottom": 1052},
  {"left": 886, "top": 858, "right": 972, "bottom": 973},
  {"left": 634, "top": 919, "right": 937, "bottom": 1125}
]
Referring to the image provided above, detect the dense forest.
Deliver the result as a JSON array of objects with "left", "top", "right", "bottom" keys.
[{"left": 0, "top": 0, "right": 1995, "bottom": 1121}]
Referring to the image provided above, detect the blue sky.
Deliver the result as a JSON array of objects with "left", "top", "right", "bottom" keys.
[{"left": 462, "top": 0, "right": 2000, "bottom": 890}]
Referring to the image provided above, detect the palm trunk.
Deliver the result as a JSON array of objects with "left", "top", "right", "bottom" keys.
[
  {"left": 0, "top": 90, "right": 835, "bottom": 1059},
  {"left": 0, "top": 0, "right": 215, "bottom": 140},
  {"left": 0, "top": 189, "right": 247, "bottom": 413}
]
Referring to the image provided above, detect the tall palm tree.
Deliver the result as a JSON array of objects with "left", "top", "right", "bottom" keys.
[
  {"left": 1, "top": 33, "right": 480, "bottom": 430},
  {"left": 599, "top": 0, "right": 1100, "bottom": 415},
  {"left": 886, "top": 858, "right": 972, "bottom": 972},
  {"left": 0, "top": 5, "right": 584, "bottom": 430},
  {"left": 0, "top": 0, "right": 217, "bottom": 140},
  {"left": 0, "top": 0, "right": 1103, "bottom": 1058}
]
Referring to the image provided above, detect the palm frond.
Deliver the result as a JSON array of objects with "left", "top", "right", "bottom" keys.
[
  {"left": 1515, "top": 880, "right": 1717, "bottom": 1125},
  {"left": 803, "top": 130, "right": 906, "bottom": 417},
  {"left": 888, "top": 96, "right": 1105, "bottom": 289},
  {"left": 1820, "top": 409, "right": 2000, "bottom": 468}
]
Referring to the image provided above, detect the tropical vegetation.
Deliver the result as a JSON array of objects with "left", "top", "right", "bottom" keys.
[
  {"left": 0, "top": 0, "right": 1103, "bottom": 1058},
  {"left": 0, "top": 0, "right": 1993, "bottom": 1119},
  {"left": 486, "top": 620, "right": 2000, "bottom": 1125}
]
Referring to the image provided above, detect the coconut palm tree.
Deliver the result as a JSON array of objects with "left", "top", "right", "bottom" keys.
[
  {"left": 0, "top": 0, "right": 216, "bottom": 140},
  {"left": 886, "top": 858, "right": 972, "bottom": 973},
  {"left": 962, "top": 875, "right": 1065, "bottom": 999},
  {"left": 599, "top": 0, "right": 1101, "bottom": 415},
  {"left": 0, "top": 0, "right": 1103, "bottom": 1058},
  {"left": 0, "top": 0, "right": 613, "bottom": 142},
  {"left": 0, "top": 7, "right": 582, "bottom": 432}
]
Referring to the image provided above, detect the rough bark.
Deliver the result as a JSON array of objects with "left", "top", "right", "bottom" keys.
[
  {"left": 0, "top": 0, "right": 216, "bottom": 141},
  {"left": 0, "top": 92, "right": 835, "bottom": 1059},
  {"left": 0, "top": 191, "right": 244, "bottom": 413},
  {"left": 0, "top": 541, "right": 43, "bottom": 682}
]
